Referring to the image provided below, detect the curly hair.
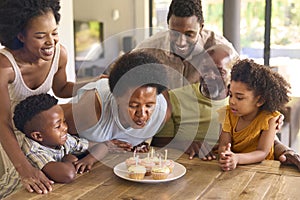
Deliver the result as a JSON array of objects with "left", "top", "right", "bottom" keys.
[
  {"left": 13, "top": 93, "right": 58, "bottom": 134},
  {"left": 167, "top": 0, "right": 204, "bottom": 25},
  {"left": 230, "top": 59, "right": 291, "bottom": 112},
  {"left": 0, "top": 0, "right": 61, "bottom": 49},
  {"left": 109, "top": 49, "right": 168, "bottom": 97}
]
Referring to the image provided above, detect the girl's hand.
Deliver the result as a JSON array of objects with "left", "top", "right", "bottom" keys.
[{"left": 219, "top": 143, "right": 238, "bottom": 171}]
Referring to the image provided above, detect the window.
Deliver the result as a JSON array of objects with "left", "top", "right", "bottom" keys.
[
  {"left": 240, "top": 0, "right": 300, "bottom": 96},
  {"left": 74, "top": 20, "right": 104, "bottom": 61},
  {"left": 269, "top": 0, "right": 300, "bottom": 96},
  {"left": 150, "top": 0, "right": 223, "bottom": 35},
  {"left": 150, "top": 0, "right": 171, "bottom": 35}
]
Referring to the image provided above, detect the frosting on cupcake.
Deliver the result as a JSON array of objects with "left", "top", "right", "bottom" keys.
[
  {"left": 128, "top": 165, "right": 146, "bottom": 180},
  {"left": 140, "top": 157, "right": 156, "bottom": 176},
  {"left": 161, "top": 159, "right": 175, "bottom": 172},
  {"left": 128, "top": 165, "right": 146, "bottom": 173},
  {"left": 151, "top": 165, "right": 170, "bottom": 180},
  {"left": 125, "top": 157, "right": 139, "bottom": 167},
  {"left": 151, "top": 165, "right": 170, "bottom": 174}
]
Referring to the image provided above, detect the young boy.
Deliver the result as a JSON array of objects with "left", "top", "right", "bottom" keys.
[{"left": 1, "top": 93, "right": 108, "bottom": 198}]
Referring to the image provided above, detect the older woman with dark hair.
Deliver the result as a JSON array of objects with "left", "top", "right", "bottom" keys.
[{"left": 62, "top": 50, "right": 171, "bottom": 152}]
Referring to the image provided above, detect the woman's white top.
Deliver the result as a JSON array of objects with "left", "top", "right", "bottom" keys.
[
  {"left": 76, "top": 79, "right": 167, "bottom": 146},
  {"left": 0, "top": 43, "right": 60, "bottom": 112}
]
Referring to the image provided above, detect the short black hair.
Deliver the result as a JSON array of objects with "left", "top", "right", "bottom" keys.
[
  {"left": 109, "top": 49, "right": 168, "bottom": 97},
  {"left": 0, "top": 0, "right": 61, "bottom": 49},
  {"left": 13, "top": 93, "right": 58, "bottom": 133},
  {"left": 167, "top": 0, "right": 204, "bottom": 24},
  {"left": 231, "top": 59, "right": 291, "bottom": 112}
]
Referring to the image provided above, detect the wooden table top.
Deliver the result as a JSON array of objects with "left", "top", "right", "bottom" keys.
[{"left": 5, "top": 149, "right": 300, "bottom": 200}]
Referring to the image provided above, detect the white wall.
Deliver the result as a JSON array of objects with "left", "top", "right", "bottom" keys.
[
  {"left": 73, "top": 0, "right": 149, "bottom": 72},
  {"left": 60, "top": 0, "right": 75, "bottom": 82},
  {"left": 51, "top": 0, "right": 75, "bottom": 103},
  {"left": 73, "top": 0, "right": 149, "bottom": 41}
]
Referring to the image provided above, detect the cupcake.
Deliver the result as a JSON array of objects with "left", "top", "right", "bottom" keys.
[
  {"left": 128, "top": 165, "right": 146, "bottom": 180},
  {"left": 149, "top": 147, "right": 160, "bottom": 165},
  {"left": 151, "top": 165, "right": 170, "bottom": 180},
  {"left": 125, "top": 156, "right": 139, "bottom": 168},
  {"left": 125, "top": 150, "right": 139, "bottom": 168},
  {"left": 150, "top": 155, "right": 160, "bottom": 165},
  {"left": 161, "top": 149, "right": 175, "bottom": 173},
  {"left": 140, "top": 156, "right": 156, "bottom": 176},
  {"left": 161, "top": 159, "right": 175, "bottom": 173}
]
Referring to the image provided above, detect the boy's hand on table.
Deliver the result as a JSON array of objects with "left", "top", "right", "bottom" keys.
[{"left": 74, "top": 156, "right": 97, "bottom": 174}]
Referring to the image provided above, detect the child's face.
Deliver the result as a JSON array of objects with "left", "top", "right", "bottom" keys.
[
  {"left": 228, "top": 81, "right": 262, "bottom": 120},
  {"left": 33, "top": 105, "right": 68, "bottom": 148}
]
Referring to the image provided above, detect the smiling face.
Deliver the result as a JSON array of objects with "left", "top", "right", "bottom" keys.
[
  {"left": 168, "top": 15, "right": 202, "bottom": 58},
  {"left": 17, "top": 10, "right": 59, "bottom": 62},
  {"left": 229, "top": 81, "right": 263, "bottom": 121},
  {"left": 26, "top": 105, "right": 68, "bottom": 149},
  {"left": 116, "top": 86, "right": 157, "bottom": 129}
]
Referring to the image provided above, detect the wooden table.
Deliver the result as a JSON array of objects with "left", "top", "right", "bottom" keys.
[{"left": 4, "top": 149, "right": 300, "bottom": 200}]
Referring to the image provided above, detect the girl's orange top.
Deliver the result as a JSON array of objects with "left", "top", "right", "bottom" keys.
[{"left": 221, "top": 106, "right": 280, "bottom": 160}]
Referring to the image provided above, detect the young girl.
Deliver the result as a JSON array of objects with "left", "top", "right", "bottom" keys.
[
  {"left": 218, "top": 59, "right": 291, "bottom": 171},
  {"left": 0, "top": 0, "right": 93, "bottom": 194}
]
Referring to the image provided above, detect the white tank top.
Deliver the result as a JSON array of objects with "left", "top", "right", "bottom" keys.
[
  {"left": 77, "top": 79, "right": 168, "bottom": 146},
  {"left": 0, "top": 43, "right": 60, "bottom": 112}
]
